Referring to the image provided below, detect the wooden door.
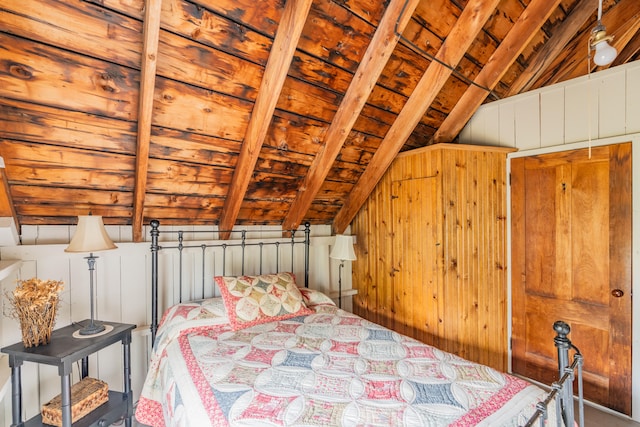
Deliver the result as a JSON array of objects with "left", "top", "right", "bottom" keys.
[
  {"left": 391, "top": 176, "right": 440, "bottom": 347},
  {"left": 511, "top": 143, "right": 632, "bottom": 415}
]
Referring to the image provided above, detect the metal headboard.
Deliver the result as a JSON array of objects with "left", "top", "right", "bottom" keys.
[{"left": 149, "top": 219, "right": 311, "bottom": 342}]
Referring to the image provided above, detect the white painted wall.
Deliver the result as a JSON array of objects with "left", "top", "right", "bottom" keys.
[
  {"left": 0, "top": 223, "right": 352, "bottom": 425},
  {"left": 460, "top": 60, "right": 640, "bottom": 421}
]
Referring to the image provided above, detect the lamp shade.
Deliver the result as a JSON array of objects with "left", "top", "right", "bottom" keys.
[
  {"left": 330, "top": 235, "right": 356, "bottom": 261},
  {"left": 65, "top": 215, "right": 117, "bottom": 253}
]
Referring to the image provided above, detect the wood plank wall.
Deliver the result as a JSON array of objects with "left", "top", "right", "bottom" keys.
[{"left": 351, "top": 143, "right": 514, "bottom": 371}]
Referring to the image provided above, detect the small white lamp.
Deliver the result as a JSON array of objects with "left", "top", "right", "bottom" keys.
[
  {"left": 330, "top": 235, "right": 356, "bottom": 309},
  {"left": 65, "top": 215, "right": 117, "bottom": 335}
]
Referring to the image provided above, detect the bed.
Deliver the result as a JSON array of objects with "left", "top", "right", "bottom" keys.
[{"left": 135, "top": 221, "right": 583, "bottom": 427}]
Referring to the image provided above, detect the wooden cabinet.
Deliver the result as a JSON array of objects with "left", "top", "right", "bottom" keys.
[{"left": 351, "top": 143, "right": 513, "bottom": 371}]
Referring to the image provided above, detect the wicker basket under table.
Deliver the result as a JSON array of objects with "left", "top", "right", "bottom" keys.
[{"left": 41, "top": 377, "right": 109, "bottom": 427}]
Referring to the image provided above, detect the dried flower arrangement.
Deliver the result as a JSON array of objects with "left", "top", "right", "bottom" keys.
[{"left": 6, "top": 278, "right": 64, "bottom": 347}]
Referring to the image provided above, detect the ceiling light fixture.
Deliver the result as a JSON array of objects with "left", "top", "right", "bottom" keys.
[{"left": 589, "top": 0, "right": 617, "bottom": 66}]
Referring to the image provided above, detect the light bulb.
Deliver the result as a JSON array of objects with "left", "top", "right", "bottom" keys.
[{"left": 593, "top": 40, "right": 617, "bottom": 66}]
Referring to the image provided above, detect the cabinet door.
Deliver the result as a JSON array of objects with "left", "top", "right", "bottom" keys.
[
  {"left": 511, "top": 143, "right": 632, "bottom": 415},
  {"left": 391, "top": 176, "right": 440, "bottom": 346}
]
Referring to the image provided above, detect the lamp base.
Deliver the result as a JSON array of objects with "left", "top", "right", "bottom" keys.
[{"left": 78, "top": 322, "right": 105, "bottom": 336}]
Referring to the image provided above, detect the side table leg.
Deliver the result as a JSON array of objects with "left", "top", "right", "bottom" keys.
[
  {"left": 10, "top": 364, "right": 21, "bottom": 427},
  {"left": 81, "top": 356, "right": 89, "bottom": 378},
  {"left": 60, "top": 374, "right": 72, "bottom": 427},
  {"left": 123, "top": 336, "right": 132, "bottom": 427}
]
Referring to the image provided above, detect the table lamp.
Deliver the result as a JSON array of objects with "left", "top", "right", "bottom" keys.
[
  {"left": 329, "top": 234, "right": 356, "bottom": 308},
  {"left": 65, "top": 215, "right": 117, "bottom": 335}
]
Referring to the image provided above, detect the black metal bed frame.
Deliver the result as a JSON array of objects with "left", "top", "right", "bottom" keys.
[
  {"left": 148, "top": 221, "right": 585, "bottom": 427},
  {"left": 523, "top": 320, "right": 585, "bottom": 427},
  {"left": 149, "top": 219, "right": 311, "bottom": 343}
]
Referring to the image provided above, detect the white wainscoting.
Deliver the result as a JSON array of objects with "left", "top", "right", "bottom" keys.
[{"left": 0, "top": 223, "right": 345, "bottom": 425}]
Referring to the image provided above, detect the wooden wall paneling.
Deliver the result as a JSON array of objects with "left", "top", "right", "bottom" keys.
[
  {"left": 564, "top": 79, "right": 598, "bottom": 144},
  {"left": 514, "top": 95, "right": 541, "bottom": 150},
  {"left": 442, "top": 149, "right": 461, "bottom": 357},
  {"left": 352, "top": 164, "right": 392, "bottom": 328},
  {"left": 351, "top": 194, "right": 370, "bottom": 319},
  {"left": 598, "top": 71, "right": 627, "bottom": 139},
  {"left": 376, "top": 169, "right": 395, "bottom": 329},
  {"left": 462, "top": 62, "right": 640, "bottom": 150},
  {"left": 97, "top": 255, "right": 125, "bottom": 390},
  {"left": 628, "top": 66, "right": 640, "bottom": 133},
  {"left": 498, "top": 103, "right": 517, "bottom": 148},
  {"left": 352, "top": 144, "right": 512, "bottom": 371},
  {"left": 540, "top": 87, "right": 565, "bottom": 147},
  {"left": 120, "top": 250, "right": 150, "bottom": 402}
]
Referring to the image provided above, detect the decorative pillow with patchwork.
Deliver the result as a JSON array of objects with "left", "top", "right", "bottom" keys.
[
  {"left": 215, "top": 272, "right": 313, "bottom": 330},
  {"left": 298, "top": 287, "right": 336, "bottom": 307}
]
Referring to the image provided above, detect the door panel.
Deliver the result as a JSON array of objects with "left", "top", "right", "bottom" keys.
[
  {"left": 511, "top": 143, "right": 632, "bottom": 415},
  {"left": 391, "top": 176, "right": 439, "bottom": 346}
]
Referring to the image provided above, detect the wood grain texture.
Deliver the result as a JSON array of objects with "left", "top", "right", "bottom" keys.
[
  {"left": 281, "top": 0, "right": 421, "bottom": 231},
  {"left": 133, "top": 0, "right": 162, "bottom": 241},
  {"left": 434, "top": 0, "right": 564, "bottom": 143},
  {"left": 332, "top": 0, "right": 503, "bottom": 234},
  {"left": 352, "top": 144, "right": 513, "bottom": 371},
  {"left": 511, "top": 143, "right": 632, "bottom": 415},
  {"left": 218, "top": 0, "right": 314, "bottom": 235}
]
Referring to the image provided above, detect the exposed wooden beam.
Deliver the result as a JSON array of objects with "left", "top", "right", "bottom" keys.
[
  {"left": 218, "top": 0, "right": 314, "bottom": 239},
  {"left": 132, "top": 0, "right": 162, "bottom": 242},
  {"left": 0, "top": 158, "right": 20, "bottom": 235},
  {"left": 332, "top": 0, "right": 502, "bottom": 235},
  {"left": 434, "top": 0, "right": 563, "bottom": 143},
  {"left": 281, "top": 0, "right": 421, "bottom": 231},
  {"left": 506, "top": 0, "right": 597, "bottom": 97}
]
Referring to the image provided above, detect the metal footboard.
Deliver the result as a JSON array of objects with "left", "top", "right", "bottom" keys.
[{"left": 523, "top": 320, "right": 584, "bottom": 427}]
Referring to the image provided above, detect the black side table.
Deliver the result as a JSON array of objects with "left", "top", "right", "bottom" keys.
[{"left": 1, "top": 320, "right": 136, "bottom": 427}]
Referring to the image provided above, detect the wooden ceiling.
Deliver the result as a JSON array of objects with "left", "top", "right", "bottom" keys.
[{"left": 0, "top": 0, "right": 638, "bottom": 241}]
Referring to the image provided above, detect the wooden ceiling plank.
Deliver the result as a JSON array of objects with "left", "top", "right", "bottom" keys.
[
  {"left": 331, "top": 0, "right": 502, "bottom": 235},
  {"left": 132, "top": 0, "right": 162, "bottom": 242},
  {"left": 507, "top": 0, "right": 597, "bottom": 97},
  {"left": 280, "top": 0, "right": 421, "bottom": 231},
  {"left": 613, "top": 29, "right": 640, "bottom": 65},
  {"left": 218, "top": 0, "right": 314, "bottom": 238},
  {"left": 434, "top": 0, "right": 564, "bottom": 144}
]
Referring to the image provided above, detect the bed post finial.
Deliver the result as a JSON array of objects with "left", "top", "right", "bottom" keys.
[
  {"left": 150, "top": 220, "right": 160, "bottom": 343},
  {"left": 553, "top": 320, "right": 572, "bottom": 371},
  {"left": 553, "top": 320, "right": 570, "bottom": 338}
]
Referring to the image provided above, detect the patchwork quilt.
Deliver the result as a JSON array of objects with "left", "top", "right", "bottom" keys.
[{"left": 135, "top": 297, "right": 553, "bottom": 426}]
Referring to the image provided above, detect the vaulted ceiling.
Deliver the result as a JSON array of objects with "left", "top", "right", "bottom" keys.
[{"left": 0, "top": 0, "right": 638, "bottom": 241}]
